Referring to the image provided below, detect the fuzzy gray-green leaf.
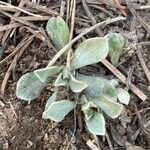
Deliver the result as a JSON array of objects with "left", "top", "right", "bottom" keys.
[
  {"left": 42, "top": 100, "right": 75, "bottom": 122},
  {"left": 117, "top": 88, "right": 130, "bottom": 105},
  {"left": 69, "top": 73, "right": 88, "bottom": 93},
  {"left": 90, "top": 95, "right": 123, "bottom": 118},
  {"left": 85, "top": 111, "right": 105, "bottom": 135},
  {"left": 78, "top": 74, "right": 108, "bottom": 97},
  {"left": 34, "top": 66, "right": 62, "bottom": 82},
  {"left": 107, "top": 33, "right": 124, "bottom": 66},
  {"left": 16, "top": 72, "right": 47, "bottom": 101},
  {"left": 46, "top": 16, "right": 69, "bottom": 50},
  {"left": 45, "top": 92, "right": 57, "bottom": 110},
  {"left": 71, "top": 37, "right": 109, "bottom": 70}
]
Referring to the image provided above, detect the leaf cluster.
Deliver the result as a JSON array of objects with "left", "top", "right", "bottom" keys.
[{"left": 16, "top": 17, "right": 130, "bottom": 135}]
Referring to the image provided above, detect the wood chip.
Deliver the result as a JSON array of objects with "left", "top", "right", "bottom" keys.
[{"left": 86, "top": 139, "right": 100, "bottom": 150}]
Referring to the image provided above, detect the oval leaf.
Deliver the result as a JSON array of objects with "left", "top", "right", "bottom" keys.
[
  {"left": 45, "top": 92, "right": 57, "bottom": 110},
  {"left": 69, "top": 74, "right": 88, "bottom": 93},
  {"left": 71, "top": 37, "right": 109, "bottom": 70},
  {"left": 16, "top": 72, "right": 47, "bottom": 101},
  {"left": 34, "top": 66, "right": 62, "bottom": 82},
  {"left": 46, "top": 16, "right": 69, "bottom": 49},
  {"left": 117, "top": 88, "right": 130, "bottom": 105},
  {"left": 107, "top": 33, "right": 124, "bottom": 66},
  {"left": 89, "top": 95, "right": 123, "bottom": 118},
  {"left": 42, "top": 100, "right": 75, "bottom": 122},
  {"left": 78, "top": 74, "right": 108, "bottom": 97},
  {"left": 85, "top": 111, "right": 105, "bottom": 135}
]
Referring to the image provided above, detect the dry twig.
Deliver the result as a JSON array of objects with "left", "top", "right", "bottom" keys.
[
  {"left": 0, "top": 1, "right": 42, "bottom": 17},
  {"left": 27, "top": 1, "right": 58, "bottom": 16},
  {"left": 105, "top": 131, "right": 113, "bottom": 150},
  {"left": 86, "top": 139, "right": 100, "bottom": 150},
  {"left": 0, "top": 11, "right": 39, "bottom": 29},
  {"left": 0, "top": 23, "right": 21, "bottom": 32},
  {"left": 66, "top": 0, "right": 76, "bottom": 69},
  {"left": 2, "top": 1, "right": 26, "bottom": 44}
]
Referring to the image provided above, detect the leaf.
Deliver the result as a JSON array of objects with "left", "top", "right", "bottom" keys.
[
  {"left": 42, "top": 100, "right": 75, "bottom": 122},
  {"left": 69, "top": 73, "right": 88, "bottom": 93},
  {"left": 46, "top": 16, "right": 69, "bottom": 50},
  {"left": 85, "top": 111, "right": 105, "bottom": 135},
  {"left": 107, "top": 33, "right": 124, "bottom": 66},
  {"left": 103, "top": 83, "right": 118, "bottom": 97},
  {"left": 34, "top": 66, "right": 62, "bottom": 82},
  {"left": 54, "top": 73, "right": 68, "bottom": 87},
  {"left": 45, "top": 92, "right": 57, "bottom": 110},
  {"left": 117, "top": 88, "right": 130, "bottom": 105},
  {"left": 16, "top": 72, "right": 47, "bottom": 101},
  {"left": 71, "top": 37, "right": 109, "bottom": 70},
  {"left": 78, "top": 74, "right": 118, "bottom": 98},
  {"left": 90, "top": 95, "right": 123, "bottom": 118},
  {"left": 77, "top": 74, "right": 108, "bottom": 97}
]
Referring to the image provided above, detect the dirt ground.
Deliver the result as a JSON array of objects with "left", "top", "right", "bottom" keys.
[{"left": 0, "top": 0, "right": 150, "bottom": 150}]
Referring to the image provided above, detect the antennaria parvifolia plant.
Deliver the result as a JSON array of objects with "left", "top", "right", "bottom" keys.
[{"left": 16, "top": 16, "right": 130, "bottom": 135}]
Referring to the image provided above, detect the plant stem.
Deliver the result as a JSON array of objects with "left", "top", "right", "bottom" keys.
[{"left": 66, "top": 0, "right": 76, "bottom": 69}]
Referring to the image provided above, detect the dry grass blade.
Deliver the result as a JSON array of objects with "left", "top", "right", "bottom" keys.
[
  {"left": 89, "top": 5, "right": 115, "bottom": 18},
  {"left": 0, "top": 1, "right": 42, "bottom": 17},
  {"left": 0, "top": 23, "right": 21, "bottom": 32},
  {"left": 137, "top": 49, "right": 150, "bottom": 84},
  {"left": 2, "top": 1, "right": 26, "bottom": 44},
  {"left": 66, "top": 0, "right": 76, "bottom": 69},
  {"left": 0, "top": 5, "right": 16, "bottom": 12},
  {"left": 86, "top": 139, "right": 100, "bottom": 150},
  {"left": 0, "top": 11, "right": 39, "bottom": 29},
  {"left": 27, "top": 1, "right": 58, "bottom": 16},
  {"left": 8, "top": 101, "right": 17, "bottom": 118},
  {"left": 138, "top": 41, "right": 150, "bottom": 46},
  {"left": 86, "top": 0, "right": 126, "bottom": 10},
  {"left": 19, "top": 16, "right": 50, "bottom": 21},
  {"left": 60, "top": 1, "right": 66, "bottom": 17}
]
